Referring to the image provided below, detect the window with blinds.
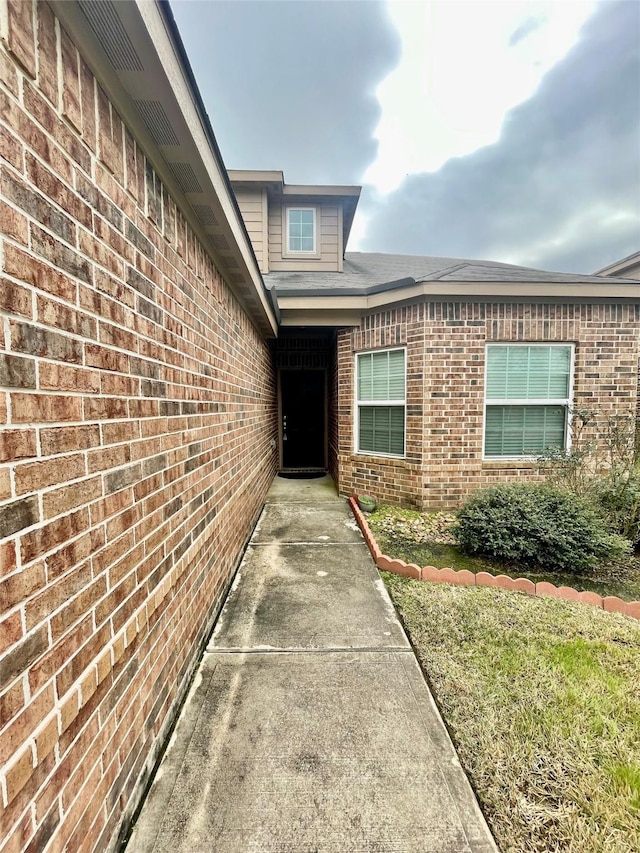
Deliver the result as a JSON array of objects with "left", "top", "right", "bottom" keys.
[
  {"left": 484, "top": 344, "right": 573, "bottom": 458},
  {"left": 356, "top": 348, "right": 406, "bottom": 457}
]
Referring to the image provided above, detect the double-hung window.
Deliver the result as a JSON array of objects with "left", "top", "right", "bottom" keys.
[
  {"left": 484, "top": 344, "right": 573, "bottom": 458},
  {"left": 356, "top": 348, "right": 406, "bottom": 457},
  {"left": 286, "top": 208, "right": 316, "bottom": 253}
]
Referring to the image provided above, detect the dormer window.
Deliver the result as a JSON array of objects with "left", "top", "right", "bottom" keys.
[{"left": 287, "top": 208, "right": 316, "bottom": 253}]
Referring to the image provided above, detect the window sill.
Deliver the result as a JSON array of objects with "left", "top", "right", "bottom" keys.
[
  {"left": 282, "top": 251, "right": 321, "bottom": 260},
  {"left": 481, "top": 458, "right": 540, "bottom": 467},
  {"left": 353, "top": 451, "right": 407, "bottom": 462}
]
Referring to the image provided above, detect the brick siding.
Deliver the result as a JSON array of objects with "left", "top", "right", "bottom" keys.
[
  {"left": 0, "top": 3, "right": 277, "bottom": 851},
  {"left": 328, "top": 334, "right": 339, "bottom": 487},
  {"left": 337, "top": 301, "right": 640, "bottom": 508}
]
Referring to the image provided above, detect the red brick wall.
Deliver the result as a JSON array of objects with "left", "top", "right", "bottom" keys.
[
  {"left": 0, "top": 3, "right": 277, "bottom": 851},
  {"left": 328, "top": 332, "right": 340, "bottom": 487},
  {"left": 338, "top": 301, "right": 639, "bottom": 508}
]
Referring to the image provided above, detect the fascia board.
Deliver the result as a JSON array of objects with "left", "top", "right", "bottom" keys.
[
  {"left": 279, "top": 310, "right": 362, "bottom": 327},
  {"left": 228, "top": 170, "right": 285, "bottom": 185},
  {"left": 275, "top": 280, "right": 640, "bottom": 314},
  {"left": 282, "top": 186, "right": 361, "bottom": 198},
  {"left": 368, "top": 280, "right": 640, "bottom": 305},
  {"left": 277, "top": 295, "right": 369, "bottom": 311}
]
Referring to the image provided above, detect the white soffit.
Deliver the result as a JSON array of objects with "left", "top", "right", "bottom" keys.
[{"left": 50, "top": 0, "right": 277, "bottom": 337}]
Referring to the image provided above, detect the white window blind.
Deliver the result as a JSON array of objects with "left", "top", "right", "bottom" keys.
[
  {"left": 486, "top": 346, "right": 570, "bottom": 399},
  {"left": 485, "top": 345, "right": 572, "bottom": 458},
  {"left": 356, "top": 349, "right": 405, "bottom": 457}
]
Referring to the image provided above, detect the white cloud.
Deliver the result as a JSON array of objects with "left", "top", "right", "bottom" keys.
[
  {"left": 363, "top": 0, "right": 597, "bottom": 193},
  {"left": 347, "top": 207, "right": 370, "bottom": 251}
]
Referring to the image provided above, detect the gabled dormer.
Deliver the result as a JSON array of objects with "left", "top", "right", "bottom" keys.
[{"left": 229, "top": 170, "right": 361, "bottom": 274}]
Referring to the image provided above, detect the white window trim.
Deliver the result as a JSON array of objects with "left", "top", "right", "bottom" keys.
[
  {"left": 482, "top": 342, "right": 575, "bottom": 461},
  {"left": 285, "top": 207, "right": 317, "bottom": 255},
  {"left": 354, "top": 346, "right": 407, "bottom": 459}
]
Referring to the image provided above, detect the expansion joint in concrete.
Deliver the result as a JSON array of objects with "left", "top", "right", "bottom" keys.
[
  {"left": 208, "top": 646, "right": 415, "bottom": 655},
  {"left": 249, "top": 541, "right": 366, "bottom": 547}
]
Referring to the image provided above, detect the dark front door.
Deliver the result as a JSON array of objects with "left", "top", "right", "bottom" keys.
[{"left": 280, "top": 370, "right": 326, "bottom": 470}]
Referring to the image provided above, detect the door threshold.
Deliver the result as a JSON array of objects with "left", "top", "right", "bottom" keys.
[{"left": 278, "top": 469, "right": 328, "bottom": 479}]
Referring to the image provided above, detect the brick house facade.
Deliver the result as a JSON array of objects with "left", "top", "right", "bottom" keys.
[
  {"left": 232, "top": 174, "right": 640, "bottom": 511},
  {"left": 1, "top": 3, "right": 639, "bottom": 853},
  {"left": 334, "top": 302, "right": 639, "bottom": 508}
]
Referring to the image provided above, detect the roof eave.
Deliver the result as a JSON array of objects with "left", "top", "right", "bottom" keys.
[
  {"left": 594, "top": 250, "right": 640, "bottom": 278},
  {"left": 50, "top": 0, "right": 278, "bottom": 337},
  {"left": 272, "top": 279, "right": 640, "bottom": 325},
  {"left": 281, "top": 185, "right": 361, "bottom": 198}
]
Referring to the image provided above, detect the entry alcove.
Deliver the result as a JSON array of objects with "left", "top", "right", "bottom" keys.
[{"left": 274, "top": 328, "right": 336, "bottom": 475}]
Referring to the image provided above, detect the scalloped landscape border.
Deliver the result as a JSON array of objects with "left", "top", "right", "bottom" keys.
[{"left": 349, "top": 496, "right": 640, "bottom": 622}]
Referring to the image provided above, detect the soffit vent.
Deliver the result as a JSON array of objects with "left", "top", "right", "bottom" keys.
[
  {"left": 193, "top": 205, "right": 218, "bottom": 226},
  {"left": 133, "top": 100, "right": 179, "bottom": 145},
  {"left": 223, "top": 256, "right": 239, "bottom": 269},
  {"left": 169, "top": 162, "right": 203, "bottom": 193},
  {"left": 210, "top": 234, "right": 229, "bottom": 251},
  {"left": 230, "top": 273, "right": 245, "bottom": 285},
  {"left": 78, "top": 1, "right": 143, "bottom": 71}
]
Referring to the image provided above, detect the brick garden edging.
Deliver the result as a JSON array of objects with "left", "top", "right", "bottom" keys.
[{"left": 349, "top": 496, "right": 640, "bottom": 622}]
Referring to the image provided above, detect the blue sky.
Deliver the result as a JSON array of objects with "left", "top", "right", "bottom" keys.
[{"left": 171, "top": 0, "right": 640, "bottom": 273}]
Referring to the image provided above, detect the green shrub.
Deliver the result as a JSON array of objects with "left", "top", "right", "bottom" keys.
[
  {"left": 593, "top": 471, "right": 640, "bottom": 545},
  {"left": 538, "top": 408, "right": 640, "bottom": 544},
  {"left": 457, "top": 483, "right": 630, "bottom": 574}
]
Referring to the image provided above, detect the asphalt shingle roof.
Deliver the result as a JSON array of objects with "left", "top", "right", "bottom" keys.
[{"left": 265, "top": 252, "right": 639, "bottom": 293}]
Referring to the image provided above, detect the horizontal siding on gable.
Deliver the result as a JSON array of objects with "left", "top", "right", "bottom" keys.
[
  {"left": 241, "top": 210, "right": 264, "bottom": 223},
  {"left": 237, "top": 199, "right": 263, "bottom": 211},
  {"left": 234, "top": 189, "right": 266, "bottom": 271}
]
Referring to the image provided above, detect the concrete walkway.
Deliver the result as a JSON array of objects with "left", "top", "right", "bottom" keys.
[{"left": 126, "top": 476, "right": 497, "bottom": 853}]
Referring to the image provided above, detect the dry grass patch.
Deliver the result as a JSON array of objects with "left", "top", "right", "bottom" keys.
[{"left": 383, "top": 575, "right": 640, "bottom": 853}]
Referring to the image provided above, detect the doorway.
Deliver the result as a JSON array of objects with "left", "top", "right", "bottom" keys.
[{"left": 279, "top": 370, "right": 326, "bottom": 471}]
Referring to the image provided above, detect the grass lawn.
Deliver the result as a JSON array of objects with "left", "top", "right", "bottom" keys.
[
  {"left": 383, "top": 574, "right": 640, "bottom": 853},
  {"left": 367, "top": 504, "right": 640, "bottom": 601}
]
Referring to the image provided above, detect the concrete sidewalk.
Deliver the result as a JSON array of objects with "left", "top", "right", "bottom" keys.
[{"left": 126, "top": 476, "right": 497, "bottom": 852}]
